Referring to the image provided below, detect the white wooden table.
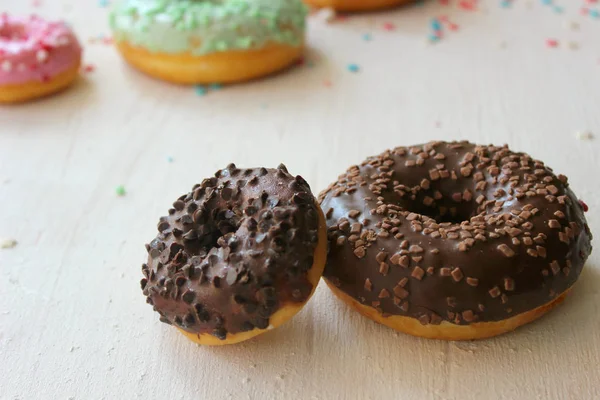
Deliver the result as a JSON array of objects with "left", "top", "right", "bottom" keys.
[{"left": 1, "top": 1, "right": 599, "bottom": 399}]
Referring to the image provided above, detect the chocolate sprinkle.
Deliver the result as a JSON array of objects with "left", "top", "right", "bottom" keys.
[
  {"left": 319, "top": 141, "right": 592, "bottom": 326},
  {"left": 142, "top": 165, "right": 320, "bottom": 339}
]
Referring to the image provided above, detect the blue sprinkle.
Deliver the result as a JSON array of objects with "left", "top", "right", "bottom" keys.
[
  {"left": 347, "top": 64, "right": 360, "bottom": 73},
  {"left": 553, "top": 5, "right": 564, "bottom": 13},
  {"left": 166, "top": 156, "right": 174, "bottom": 163},
  {"left": 428, "top": 34, "right": 440, "bottom": 43},
  {"left": 362, "top": 33, "right": 373, "bottom": 41},
  {"left": 194, "top": 85, "right": 207, "bottom": 96},
  {"left": 590, "top": 9, "right": 600, "bottom": 18},
  {"left": 431, "top": 19, "right": 442, "bottom": 31},
  {"left": 500, "top": 0, "right": 512, "bottom": 8},
  {"left": 98, "top": 0, "right": 110, "bottom": 7},
  {"left": 209, "top": 83, "right": 222, "bottom": 90},
  {"left": 541, "top": 0, "right": 552, "bottom": 5}
]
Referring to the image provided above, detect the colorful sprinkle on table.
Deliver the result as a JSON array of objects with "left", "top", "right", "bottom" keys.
[
  {"left": 194, "top": 85, "right": 208, "bottom": 96},
  {"left": 0, "top": 238, "right": 17, "bottom": 249},
  {"left": 546, "top": 38, "right": 559, "bottom": 47},
  {"left": 362, "top": 33, "right": 373, "bottom": 41},
  {"left": 115, "top": 185, "right": 126, "bottom": 196},
  {"left": 82, "top": 64, "right": 96, "bottom": 73},
  {"left": 576, "top": 131, "right": 594, "bottom": 140},
  {"left": 98, "top": 0, "right": 110, "bottom": 7},
  {"left": 167, "top": 156, "right": 174, "bottom": 163},
  {"left": 347, "top": 64, "right": 360, "bottom": 73},
  {"left": 382, "top": 22, "right": 396, "bottom": 31}
]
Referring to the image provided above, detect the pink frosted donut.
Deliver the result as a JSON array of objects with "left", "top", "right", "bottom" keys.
[{"left": 0, "top": 14, "right": 82, "bottom": 103}]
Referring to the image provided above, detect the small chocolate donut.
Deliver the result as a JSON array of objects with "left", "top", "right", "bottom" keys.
[
  {"left": 319, "top": 141, "right": 592, "bottom": 340},
  {"left": 141, "top": 164, "right": 327, "bottom": 345}
]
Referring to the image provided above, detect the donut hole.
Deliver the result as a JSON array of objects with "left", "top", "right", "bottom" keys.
[
  {"left": 396, "top": 190, "right": 479, "bottom": 225},
  {"left": 413, "top": 202, "right": 475, "bottom": 224},
  {"left": 0, "top": 23, "right": 28, "bottom": 41},
  {"left": 183, "top": 208, "right": 242, "bottom": 257}
]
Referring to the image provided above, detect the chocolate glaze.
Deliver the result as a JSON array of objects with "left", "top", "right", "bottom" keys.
[
  {"left": 141, "top": 164, "right": 320, "bottom": 340},
  {"left": 319, "top": 141, "right": 592, "bottom": 325}
]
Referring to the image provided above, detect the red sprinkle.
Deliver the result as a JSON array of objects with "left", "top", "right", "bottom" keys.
[
  {"left": 579, "top": 200, "right": 589, "bottom": 212},
  {"left": 546, "top": 39, "right": 559, "bottom": 48},
  {"left": 83, "top": 64, "right": 95, "bottom": 73},
  {"left": 458, "top": 0, "right": 477, "bottom": 11},
  {"left": 383, "top": 22, "right": 396, "bottom": 31},
  {"left": 448, "top": 23, "right": 459, "bottom": 31}
]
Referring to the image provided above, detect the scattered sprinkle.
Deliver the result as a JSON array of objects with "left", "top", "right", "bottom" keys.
[
  {"left": 362, "top": 33, "right": 373, "bottom": 41},
  {"left": 546, "top": 38, "right": 559, "bottom": 47},
  {"left": 98, "top": 0, "right": 110, "bottom": 7},
  {"left": 115, "top": 185, "right": 126, "bottom": 196},
  {"left": 575, "top": 131, "right": 594, "bottom": 140},
  {"left": 82, "top": 64, "right": 96, "bottom": 73},
  {"left": 382, "top": 22, "right": 396, "bottom": 31},
  {"left": 167, "top": 156, "right": 174, "bottom": 163},
  {"left": 194, "top": 85, "right": 208, "bottom": 96},
  {"left": 568, "top": 41, "right": 579, "bottom": 50},
  {"left": 209, "top": 83, "right": 222, "bottom": 90},
  {"left": 347, "top": 64, "right": 360, "bottom": 73},
  {"left": 579, "top": 200, "right": 589, "bottom": 212},
  {"left": 0, "top": 238, "right": 17, "bottom": 249}
]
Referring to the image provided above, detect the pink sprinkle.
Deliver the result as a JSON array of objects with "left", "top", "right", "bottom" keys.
[
  {"left": 323, "top": 80, "right": 332, "bottom": 87},
  {"left": 83, "top": 64, "right": 95, "bottom": 73},
  {"left": 546, "top": 39, "right": 559, "bottom": 48},
  {"left": 103, "top": 37, "right": 113, "bottom": 45},
  {"left": 579, "top": 200, "right": 589, "bottom": 212},
  {"left": 581, "top": 7, "right": 589, "bottom": 15},
  {"left": 458, "top": 0, "right": 477, "bottom": 11},
  {"left": 439, "top": 15, "right": 449, "bottom": 22},
  {"left": 448, "top": 23, "right": 459, "bottom": 31},
  {"left": 383, "top": 22, "right": 396, "bottom": 31},
  {"left": 439, "top": 0, "right": 450, "bottom": 4}
]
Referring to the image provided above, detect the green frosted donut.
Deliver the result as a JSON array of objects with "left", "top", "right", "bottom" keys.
[{"left": 109, "top": 0, "right": 308, "bottom": 56}]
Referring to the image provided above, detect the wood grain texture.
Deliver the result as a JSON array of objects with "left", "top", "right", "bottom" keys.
[{"left": 1, "top": 1, "right": 599, "bottom": 399}]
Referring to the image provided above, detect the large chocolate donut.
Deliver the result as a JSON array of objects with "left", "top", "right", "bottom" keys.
[
  {"left": 319, "top": 141, "right": 592, "bottom": 340},
  {"left": 141, "top": 164, "right": 327, "bottom": 345}
]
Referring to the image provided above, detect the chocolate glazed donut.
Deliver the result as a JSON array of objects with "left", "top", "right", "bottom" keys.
[
  {"left": 141, "top": 164, "right": 327, "bottom": 345},
  {"left": 319, "top": 141, "right": 592, "bottom": 340}
]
